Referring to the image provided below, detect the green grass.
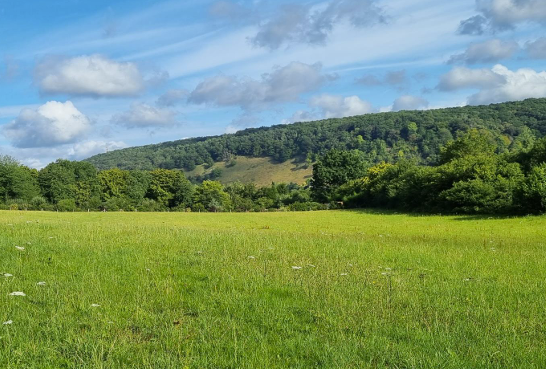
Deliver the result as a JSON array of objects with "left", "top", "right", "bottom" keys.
[
  {"left": 184, "top": 156, "right": 312, "bottom": 185},
  {"left": 1, "top": 210, "right": 546, "bottom": 368}
]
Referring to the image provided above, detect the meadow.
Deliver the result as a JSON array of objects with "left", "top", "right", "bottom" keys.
[{"left": 1, "top": 210, "right": 546, "bottom": 368}]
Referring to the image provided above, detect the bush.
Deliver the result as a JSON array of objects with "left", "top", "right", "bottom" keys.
[{"left": 57, "top": 199, "right": 77, "bottom": 212}]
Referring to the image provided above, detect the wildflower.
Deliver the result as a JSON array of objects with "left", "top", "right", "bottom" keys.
[
  {"left": 307, "top": 264, "right": 316, "bottom": 268},
  {"left": 3, "top": 273, "right": 13, "bottom": 278},
  {"left": 91, "top": 304, "right": 100, "bottom": 307},
  {"left": 37, "top": 282, "right": 46, "bottom": 286},
  {"left": 15, "top": 246, "right": 25, "bottom": 251},
  {"left": 248, "top": 256, "right": 256, "bottom": 260},
  {"left": 9, "top": 292, "right": 26, "bottom": 296},
  {"left": 2, "top": 320, "right": 13, "bottom": 325},
  {"left": 292, "top": 266, "right": 302, "bottom": 270},
  {"left": 340, "top": 273, "right": 348, "bottom": 276}
]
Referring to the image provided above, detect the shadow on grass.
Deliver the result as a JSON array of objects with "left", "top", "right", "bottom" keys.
[{"left": 343, "top": 208, "right": 540, "bottom": 221}]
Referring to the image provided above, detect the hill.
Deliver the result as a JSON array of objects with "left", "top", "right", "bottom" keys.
[{"left": 86, "top": 99, "right": 546, "bottom": 183}]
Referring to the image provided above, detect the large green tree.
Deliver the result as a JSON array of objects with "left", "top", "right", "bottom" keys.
[{"left": 311, "top": 149, "right": 368, "bottom": 202}]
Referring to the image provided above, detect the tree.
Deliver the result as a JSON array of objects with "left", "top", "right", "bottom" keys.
[
  {"left": 0, "top": 156, "right": 40, "bottom": 202},
  {"left": 147, "top": 169, "right": 193, "bottom": 208},
  {"left": 192, "top": 181, "right": 231, "bottom": 212},
  {"left": 439, "top": 129, "right": 496, "bottom": 164},
  {"left": 311, "top": 149, "right": 368, "bottom": 202}
]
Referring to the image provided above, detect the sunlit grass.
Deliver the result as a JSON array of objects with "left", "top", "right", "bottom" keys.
[{"left": 1, "top": 210, "right": 546, "bottom": 368}]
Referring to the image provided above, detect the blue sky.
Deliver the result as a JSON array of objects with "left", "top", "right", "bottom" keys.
[{"left": 1, "top": 0, "right": 545, "bottom": 167}]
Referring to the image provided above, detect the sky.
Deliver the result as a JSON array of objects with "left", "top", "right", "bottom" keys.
[{"left": 0, "top": 0, "right": 545, "bottom": 168}]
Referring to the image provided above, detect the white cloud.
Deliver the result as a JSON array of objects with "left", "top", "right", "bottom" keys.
[
  {"left": 310, "top": 94, "right": 374, "bottom": 118},
  {"left": 438, "top": 66, "right": 506, "bottom": 91},
  {"left": 448, "top": 39, "right": 519, "bottom": 64},
  {"left": 35, "top": 54, "right": 144, "bottom": 97},
  {"left": 392, "top": 95, "right": 429, "bottom": 111},
  {"left": 68, "top": 140, "right": 127, "bottom": 159},
  {"left": 189, "top": 62, "right": 330, "bottom": 110},
  {"left": 438, "top": 64, "right": 546, "bottom": 105},
  {"left": 525, "top": 37, "right": 546, "bottom": 59},
  {"left": 111, "top": 103, "right": 177, "bottom": 128},
  {"left": 468, "top": 65, "right": 546, "bottom": 105},
  {"left": 458, "top": 0, "right": 546, "bottom": 34},
  {"left": 3, "top": 101, "right": 91, "bottom": 148}
]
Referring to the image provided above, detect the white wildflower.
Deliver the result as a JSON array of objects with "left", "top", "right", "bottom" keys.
[
  {"left": 3, "top": 273, "right": 13, "bottom": 278},
  {"left": 248, "top": 256, "right": 256, "bottom": 260},
  {"left": 37, "top": 282, "right": 46, "bottom": 286},
  {"left": 292, "top": 266, "right": 302, "bottom": 270},
  {"left": 91, "top": 304, "right": 100, "bottom": 307},
  {"left": 340, "top": 273, "right": 348, "bottom": 276},
  {"left": 2, "top": 320, "right": 13, "bottom": 325},
  {"left": 307, "top": 264, "right": 316, "bottom": 268},
  {"left": 15, "top": 246, "right": 25, "bottom": 251},
  {"left": 9, "top": 292, "right": 26, "bottom": 296}
]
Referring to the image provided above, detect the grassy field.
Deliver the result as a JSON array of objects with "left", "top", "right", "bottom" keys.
[
  {"left": 1, "top": 210, "right": 546, "bottom": 368},
  {"left": 184, "top": 156, "right": 312, "bottom": 186}
]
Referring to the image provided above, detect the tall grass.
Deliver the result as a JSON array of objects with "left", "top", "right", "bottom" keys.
[{"left": 1, "top": 210, "right": 545, "bottom": 368}]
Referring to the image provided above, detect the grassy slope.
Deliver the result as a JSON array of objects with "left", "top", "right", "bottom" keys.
[
  {"left": 1, "top": 211, "right": 546, "bottom": 368},
  {"left": 185, "top": 156, "right": 313, "bottom": 185}
]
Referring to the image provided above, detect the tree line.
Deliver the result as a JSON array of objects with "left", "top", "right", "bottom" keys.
[
  {"left": 0, "top": 157, "right": 321, "bottom": 212},
  {"left": 1, "top": 128, "right": 546, "bottom": 214},
  {"left": 312, "top": 130, "right": 546, "bottom": 214}
]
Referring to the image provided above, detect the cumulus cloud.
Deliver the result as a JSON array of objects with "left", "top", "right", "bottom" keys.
[
  {"left": 156, "top": 89, "right": 189, "bottom": 107},
  {"left": 458, "top": 0, "right": 546, "bottom": 35},
  {"left": 189, "top": 62, "right": 331, "bottom": 110},
  {"left": 242, "top": 0, "right": 386, "bottom": 49},
  {"left": 111, "top": 103, "right": 178, "bottom": 128},
  {"left": 468, "top": 65, "right": 546, "bottom": 105},
  {"left": 438, "top": 64, "right": 546, "bottom": 105},
  {"left": 437, "top": 66, "right": 506, "bottom": 91},
  {"left": 68, "top": 140, "right": 127, "bottom": 159},
  {"left": 3, "top": 101, "right": 91, "bottom": 148},
  {"left": 35, "top": 54, "right": 145, "bottom": 97},
  {"left": 310, "top": 94, "right": 374, "bottom": 118},
  {"left": 448, "top": 39, "right": 519, "bottom": 64},
  {"left": 392, "top": 95, "right": 429, "bottom": 112},
  {"left": 525, "top": 37, "right": 546, "bottom": 59}
]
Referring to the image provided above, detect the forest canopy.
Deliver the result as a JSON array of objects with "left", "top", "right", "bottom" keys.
[{"left": 85, "top": 98, "right": 546, "bottom": 171}]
